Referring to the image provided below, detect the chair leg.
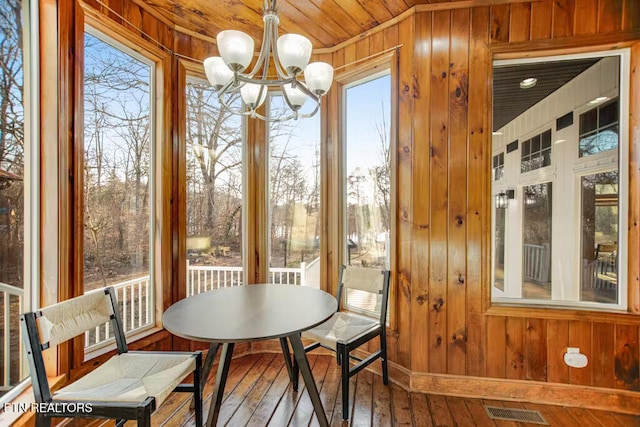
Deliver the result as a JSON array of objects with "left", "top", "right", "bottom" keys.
[
  {"left": 340, "top": 344, "right": 350, "bottom": 420},
  {"left": 380, "top": 332, "right": 389, "bottom": 385},
  {"left": 35, "top": 414, "right": 50, "bottom": 427},
  {"left": 194, "top": 352, "right": 203, "bottom": 427}
]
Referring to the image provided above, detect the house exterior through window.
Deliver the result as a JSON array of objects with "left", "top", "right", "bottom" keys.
[{"left": 491, "top": 51, "right": 629, "bottom": 310}]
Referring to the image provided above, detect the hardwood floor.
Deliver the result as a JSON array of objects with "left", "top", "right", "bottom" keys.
[{"left": 91, "top": 353, "right": 639, "bottom": 427}]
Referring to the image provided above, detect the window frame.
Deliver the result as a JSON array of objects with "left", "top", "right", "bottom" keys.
[
  {"left": 0, "top": 0, "right": 40, "bottom": 403},
  {"left": 77, "top": 13, "right": 169, "bottom": 360},
  {"left": 339, "top": 64, "right": 394, "bottom": 319},
  {"left": 490, "top": 49, "right": 630, "bottom": 311}
]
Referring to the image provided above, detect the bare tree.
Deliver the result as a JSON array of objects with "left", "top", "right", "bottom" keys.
[
  {"left": 185, "top": 81, "right": 243, "bottom": 248},
  {"left": 82, "top": 33, "right": 151, "bottom": 288}
]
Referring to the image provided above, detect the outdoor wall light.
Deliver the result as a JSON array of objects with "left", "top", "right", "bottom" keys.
[
  {"left": 524, "top": 190, "right": 538, "bottom": 207},
  {"left": 495, "top": 189, "right": 515, "bottom": 209}
]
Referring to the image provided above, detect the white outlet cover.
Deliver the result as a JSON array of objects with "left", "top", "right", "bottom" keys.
[{"left": 564, "top": 351, "right": 588, "bottom": 368}]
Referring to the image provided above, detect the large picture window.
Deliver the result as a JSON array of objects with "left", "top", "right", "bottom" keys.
[
  {"left": 491, "top": 51, "right": 628, "bottom": 309},
  {"left": 185, "top": 78, "right": 244, "bottom": 294},
  {"left": 0, "top": 0, "right": 32, "bottom": 398},
  {"left": 268, "top": 94, "right": 321, "bottom": 288},
  {"left": 343, "top": 71, "right": 391, "bottom": 314},
  {"left": 82, "top": 29, "right": 156, "bottom": 349}
]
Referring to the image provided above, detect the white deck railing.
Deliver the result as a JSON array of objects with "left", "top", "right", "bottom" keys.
[
  {"left": 186, "top": 261, "right": 307, "bottom": 296},
  {"left": 84, "top": 262, "right": 309, "bottom": 349},
  {"left": 84, "top": 276, "right": 152, "bottom": 351},
  {"left": 0, "top": 282, "right": 23, "bottom": 391},
  {"left": 523, "top": 243, "right": 551, "bottom": 283}
]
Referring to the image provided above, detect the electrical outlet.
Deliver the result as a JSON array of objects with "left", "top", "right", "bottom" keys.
[{"left": 564, "top": 348, "right": 588, "bottom": 368}]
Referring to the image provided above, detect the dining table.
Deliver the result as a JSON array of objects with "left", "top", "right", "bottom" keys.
[{"left": 162, "top": 283, "right": 338, "bottom": 427}]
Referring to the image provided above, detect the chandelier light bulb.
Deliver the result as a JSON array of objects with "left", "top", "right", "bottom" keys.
[
  {"left": 277, "top": 34, "right": 312, "bottom": 75},
  {"left": 282, "top": 82, "right": 308, "bottom": 110},
  {"left": 240, "top": 83, "right": 267, "bottom": 109},
  {"left": 217, "top": 30, "right": 254, "bottom": 71},
  {"left": 203, "top": 56, "right": 234, "bottom": 90},
  {"left": 304, "top": 62, "right": 333, "bottom": 95}
]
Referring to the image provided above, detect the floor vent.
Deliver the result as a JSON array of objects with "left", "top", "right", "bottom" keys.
[{"left": 483, "top": 406, "right": 549, "bottom": 425}]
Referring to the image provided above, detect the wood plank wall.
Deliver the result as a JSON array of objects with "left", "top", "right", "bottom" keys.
[
  {"left": 70, "top": 0, "right": 640, "bottom": 398},
  {"left": 320, "top": 0, "right": 640, "bottom": 393}
]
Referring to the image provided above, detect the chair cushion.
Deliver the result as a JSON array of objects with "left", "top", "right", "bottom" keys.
[
  {"left": 302, "top": 312, "right": 380, "bottom": 350},
  {"left": 53, "top": 352, "right": 195, "bottom": 407}
]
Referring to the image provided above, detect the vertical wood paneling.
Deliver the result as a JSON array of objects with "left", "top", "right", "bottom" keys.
[
  {"left": 489, "top": 4, "right": 510, "bottom": 43},
  {"left": 344, "top": 43, "right": 357, "bottom": 72},
  {"left": 614, "top": 325, "right": 639, "bottom": 390},
  {"left": 370, "top": 31, "right": 385, "bottom": 57},
  {"left": 485, "top": 316, "right": 506, "bottom": 378},
  {"left": 324, "top": 46, "right": 344, "bottom": 299},
  {"left": 530, "top": 0, "right": 553, "bottom": 40},
  {"left": 546, "top": 320, "right": 569, "bottom": 383},
  {"left": 383, "top": 23, "right": 400, "bottom": 362},
  {"left": 383, "top": 24, "right": 399, "bottom": 51},
  {"left": 508, "top": 3, "right": 531, "bottom": 43},
  {"left": 465, "top": 5, "right": 489, "bottom": 378},
  {"left": 568, "top": 321, "right": 592, "bottom": 386},
  {"left": 552, "top": 0, "right": 575, "bottom": 38},
  {"left": 356, "top": 37, "right": 370, "bottom": 60},
  {"left": 598, "top": 0, "right": 624, "bottom": 33},
  {"left": 396, "top": 17, "right": 414, "bottom": 368},
  {"left": 428, "top": 9, "right": 451, "bottom": 375},
  {"left": 410, "top": 12, "right": 431, "bottom": 373},
  {"left": 525, "top": 319, "right": 547, "bottom": 381},
  {"left": 592, "top": 322, "right": 615, "bottom": 388},
  {"left": 574, "top": 0, "right": 598, "bottom": 34},
  {"left": 623, "top": 0, "right": 640, "bottom": 30},
  {"left": 104, "top": 0, "right": 123, "bottom": 26},
  {"left": 446, "top": 8, "right": 469, "bottom": 376},
  {"left": 505, "top": 318, "right": 525, "bottom": 379}
]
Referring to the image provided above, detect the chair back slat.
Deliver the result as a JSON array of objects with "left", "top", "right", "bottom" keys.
[
  {"left": 341, "top": 266, "right": 384, "bottom": 294},
  {"left": 37, "top": 290, "right": 113, "bottom": 347}
]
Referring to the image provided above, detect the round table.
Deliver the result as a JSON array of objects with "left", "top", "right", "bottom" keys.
[{"left": 163, "top": 284, "right": 337, "bottom": 427}]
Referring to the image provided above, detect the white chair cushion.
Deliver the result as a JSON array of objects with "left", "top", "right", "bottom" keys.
[
  {"left": 302, "top": 312, "right": 380, "bottom": 350},
  {"left": 53, "top": 352, "right": 195, "bottom": 407}
]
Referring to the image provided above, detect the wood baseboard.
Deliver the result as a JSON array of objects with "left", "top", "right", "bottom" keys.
[{"left": 251, "top": 339, "right": 640, "bottom": 416}]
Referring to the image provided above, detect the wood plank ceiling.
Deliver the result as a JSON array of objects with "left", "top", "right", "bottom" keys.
[{"left": 139, "top": 0, "right": 476, "bottom": 49}]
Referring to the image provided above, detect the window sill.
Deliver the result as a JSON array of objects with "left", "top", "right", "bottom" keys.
[
  {"left": 0, "top": 375, "right": 65, "bottom": 426},
  {"left": 485, "top": 304, "right": 639, "bottom": 323}
]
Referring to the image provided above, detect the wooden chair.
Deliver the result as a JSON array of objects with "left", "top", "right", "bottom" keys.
[
  {"left": 296, "top": 265, "right": 390, "bottom": 420},
  {"left": 21, "top": 288, "right": 203, "bottom": 427}
]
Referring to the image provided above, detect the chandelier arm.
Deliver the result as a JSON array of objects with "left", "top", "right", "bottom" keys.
[
  {"left": 234, "top": 74, "right": 298, "bottom": 86},
  {"left": 296, "top": 100, "right": 321, "bottom": 120},
  {"left": 291, "top": 80, "right": 320, "bottom": 103},
  {"left": 269, "top": 16, "right": 290, "bottom": 80},
  {"left": 245, "top": 17, "right": 271, "bottom": 78},
  {"left": 260, "top": 25, "right": 272, "bottom": 81}
]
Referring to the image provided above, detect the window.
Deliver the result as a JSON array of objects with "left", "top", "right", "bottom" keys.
[
  {"left": 579, "top": 98, "right": 619, "bottom": 156},
  {"left": 268, "top": 94, "right": 320, "bottom": 287},
  {"left": 82, "top": 29, "right": 155, "bottom": 350},
  {"left": 491, "top": 52, "right": 628, "bottom": 309},
  {"left": 185, "top": 78, "right": 244, "bottom": 295},
  {"left": 522, "top": 182, "right": 552, "bottom": 299},
  {"left": 492, "top": 152, "right": 504, "bottom": 180},
  {"left": 343, "top": 71, "right": 391, "bottom": 314},
  {"left": 520, "top": 129, "right": 551, "bottom": 172},
  {"left": 0, "top": 0, "right": 36, "bottom": 400}
]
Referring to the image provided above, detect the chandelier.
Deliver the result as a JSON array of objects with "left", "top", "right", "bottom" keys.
[{"left": 203, "top": 0, "right": 334, "bottom": 122}]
